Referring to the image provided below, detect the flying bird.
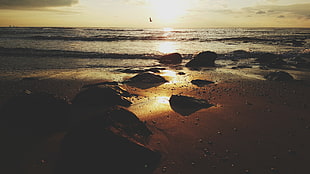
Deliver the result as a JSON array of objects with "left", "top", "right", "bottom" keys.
[{"left": 149, "top": 17, "right": 152, "bottom": 23}]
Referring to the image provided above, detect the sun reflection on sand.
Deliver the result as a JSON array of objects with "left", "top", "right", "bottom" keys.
[
  {"left": 156, "top": 96, "right": 170, "bottom": 104},
  {"left": 128, "top": 95, "right": 172, "bottom": 118}
]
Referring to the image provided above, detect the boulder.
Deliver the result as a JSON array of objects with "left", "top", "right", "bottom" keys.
[
  {"left": 264, "top": 71, "right": 294, "bottom": 81},
  {"left": 125, "top": 73, "right": 168, "bottom": 89},
  {"left": 191, "top": 79, "right": 214, "bottom": 87},
  {"left": 159, "top": 53, "right": 182, "bottom": 64},
  {"left": 232, "top": 50, "right": 250, "bottom": 58},
  {"left": 256, "top": 53, "right": 288, "bottom": 68},
  {"left": 107, "top": 107, "right": 153, "bottom": 141},
  {"left": 0, "top": 91, "right": 69, "bottom": 138},
  {"left": 56, "top": 108, "right": 160, "bottom": 174},
  {"left": 185, "top": 51, "right": 217, "bottom": 67},
  {"left": 169, "top": 95, "right": 213, "bottom": 116},
  {"left": 72, "top": 87, "right": 132, "bottom": 107}
]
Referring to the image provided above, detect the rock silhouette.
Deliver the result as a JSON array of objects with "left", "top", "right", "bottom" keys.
[
  {"left": 72, "top": 86, "right": 132, "bottom": 107},
  {"left": 125, "top": 73, "right": 168, "bottom": 89},
  {"left": 159, "top": 53, "right": 182, "bottom": 64},
  {"left": 186, "top": 51, "right": 217, "bottom": 67},
  {"left": 0, "top": 91, "right": 70, "bottom": 174},
  {"left": 56, "top": 108, "right": 160, "bottom": 174},
  {"left": 0, "top": 91, "right": 69, "bottom": 138},
  {"left": 169, "top": 95, "right": 213, "bottom": 116},
  {"left": 264, "top": 71, "right": 294, "bottom": 81},
  {"left": 191, "top": 79, "right": 214, "bottom": 87}
]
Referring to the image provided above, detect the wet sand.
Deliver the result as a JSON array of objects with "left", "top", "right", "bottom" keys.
[{"left": 0, "top": 65, "right": 310, "bottom": 174}]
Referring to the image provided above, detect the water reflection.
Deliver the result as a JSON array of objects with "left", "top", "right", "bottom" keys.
[{"left": 157, "top": 42, "right": 177, "bottom": 54}]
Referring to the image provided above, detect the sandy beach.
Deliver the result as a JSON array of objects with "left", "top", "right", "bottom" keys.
[{"left": 0, "top": 59, "right": 309, "bottom": 174}]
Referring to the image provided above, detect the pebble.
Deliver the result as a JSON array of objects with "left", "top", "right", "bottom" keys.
[
  {"left": 270, "top": 167, "right": 278, "bottom": 173},
  {"left": 203, "top": 148, "right": 211, "bottom": 155},
  {"left": 288, "top": 148, "right": 296, "bottom": 155},
  {"left": 191, "top": 161, "right": 196, "bottom": 166},
  {"left": 40, "top": 159, "right": 47, "bottom": 165},
  {"left": 23, "top": 89, "right": 32, "bottom": 95},
  {"left": 162, "top": 166, "right": 167, "bottom": 173},
  {"left": 273, "top": 155, "right": 278, "bottom": 160}
]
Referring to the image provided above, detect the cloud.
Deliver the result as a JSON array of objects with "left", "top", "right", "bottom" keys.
[
  {"left": 235, "top": 3, "right": 310, "bottom": 20},
  {"left": 265, "top": 0, "right": 278, "bottom": 3},
  {"left": 122, "top": 0, "right": 146, "bottom": 6},
  {"left": 0, "top": 0, "right": 79, "bottom": 9},
  {"left": 256, "top": 10, "right": 266, "bottom": 14}
]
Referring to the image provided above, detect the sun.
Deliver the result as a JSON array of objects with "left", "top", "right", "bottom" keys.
[{"left": 148, "top": 0, "right": 189, "bottom": 24}]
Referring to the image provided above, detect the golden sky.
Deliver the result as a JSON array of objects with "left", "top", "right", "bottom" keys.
[{"left": 0, "top": 0, "right": 309, "bottom": 28}]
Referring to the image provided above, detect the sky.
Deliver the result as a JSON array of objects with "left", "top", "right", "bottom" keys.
[{"left": 0, "top": 0, "right": 309, "bottom": 28}]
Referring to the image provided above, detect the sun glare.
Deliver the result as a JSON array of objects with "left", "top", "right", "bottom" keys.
[
  {"left": 148, "top": 0, "right": 189, "bottom": 24},
  {"left": 158, "top": 41, "right": 177, "bottom": 54}
]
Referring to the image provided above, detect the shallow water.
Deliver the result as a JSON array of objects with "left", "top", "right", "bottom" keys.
[{"left": 0, "top": 27, "right": 309, "bottom": 80}]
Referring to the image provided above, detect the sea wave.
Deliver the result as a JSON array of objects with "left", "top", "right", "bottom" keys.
[
  {"left": 1, "top": 47, "right": 309, "bottom": 61},
  {"left": 21, "top": 35, "right": 307, "bottom": 47},
  {"left": 0, "top": 47, "right": 162, "bottom": 59},
  {"left": 28, "top": 35, "right": 171, "bottom": 42}
]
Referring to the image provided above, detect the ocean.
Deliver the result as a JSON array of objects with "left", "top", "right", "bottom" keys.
[{"left": 0, "top": 27, "right": 309, "bottom": 80}]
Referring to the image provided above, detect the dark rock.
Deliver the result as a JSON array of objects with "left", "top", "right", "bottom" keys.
[
  {"left": 169, "top": 95, "right": 213, "bottom": 116},
  {"left": 264, "top": 71, "right": 294, "bottom": 81},
  {"left": 117, "top": 68, "right": 166, "bottom": 74},
  {"left": 185, "top": 51, "right": 217, "bottom": 67},
  {"left": 0, "top": 92, "right": 69, "bottom": 138},
  {"left": 256, "top": 53, "right": 288, "bottom": 68},
  {"left": 232, "top": 50, "right": 250, "bottom": 59},
  {"left": 21, "top": 77, "right": 39, "bottom": 81},
  {"left": 191, "top": 79, "right": 214, "bottom": 87},
  {"left": 256, "top": 53, "right": 279, "bottom": 64},
  {"left": 56, "top": 108, "right": 160, "bottom": 174},
  {"left": 118, "top": 69, "right": 146, "bottom": 74},
  {"left": 178, "top": 72, "right": 186, "bottom": 75},
  {"left": 159, "top": 53, "right": 182, "bottom": 64},
  {"left": 231, "top": 65, "right": 252, "bottom": 69},
  {"left": 72, "top": 87, "right": 132, "bottom": 107},
  {"left": 256, "top": 53, "right": 285, "bottom": 65},
  {"left": 82, "top": 81, "right": 119, "bottom": 88},
  {"left": 287, "top": 57, "right": 310, "bottom": 69},
  {"left": 125, "top": 73, "right": 168, "bottom": 89},
  {"left": 107, "top": 107, "right": 153, "bottom": 141},
  {"left": 147, "top": 68, "right": 166, "bottom": 73}
]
